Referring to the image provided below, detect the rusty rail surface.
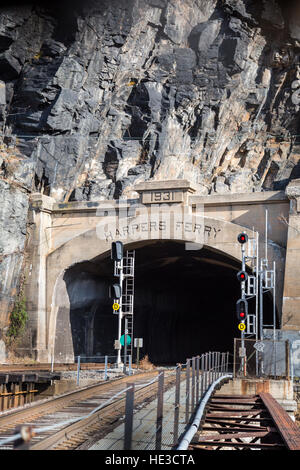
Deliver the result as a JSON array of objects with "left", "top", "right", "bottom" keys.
[
  {"left": 189, "top": 392, "right": 300, "bottom": 451},
  {"left": 259, "top": 392, "right": 300, "bottom": 451}
]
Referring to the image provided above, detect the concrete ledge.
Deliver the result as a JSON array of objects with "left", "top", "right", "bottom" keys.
[
  {"left": 190, "top": 191, "right": 288, "bottom": 207},
  {"left": 216, "top": 378, "right": 297, "bottom": 419},
  {"left": 216, "top": 378, "right": 294, "bottom": 400},
  {"left": 134, "top": 179, "right": 198, "bottom": 192}
]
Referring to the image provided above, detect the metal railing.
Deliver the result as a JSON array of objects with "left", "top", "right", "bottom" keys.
[
  {"left": 1, "top": 351, "right": 231, "bottom": 450},
  {"left": 123, "top": 351, "right": 231, "bottom": 450},
  {"left": 233, "top": 338, "right": 291, "bottom": 379},
  {"left": 75, "top": 355, "right": 133, "bottom": 385}
]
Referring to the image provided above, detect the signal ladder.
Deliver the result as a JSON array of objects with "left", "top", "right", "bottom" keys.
[
  {"left": 243, "top": 235, "right": 258, "bottom": 337},
  {"left": 115, "top": 250, "right": 135, "bottom": 357},
  {"left": 243, "top": 219, "right": 277, "bottom": 340}
]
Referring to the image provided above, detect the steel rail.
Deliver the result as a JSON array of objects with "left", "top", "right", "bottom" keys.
[
  {"left": 29, "top": 372, "right": 176, "bottom": 450},
  {"left": 259, "top": 392, "right": 300, "bottom": 451},
  {"left": 0, "top": 371, "right": 157, "bottom": 440},
  {"left": 188, "top": 391, "right": 300, "bottom": 451},
  {"left": 0, "top": 371, "right": 176, "bottom": 450}
]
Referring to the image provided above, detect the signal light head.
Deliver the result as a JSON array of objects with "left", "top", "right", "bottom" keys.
[
  {"left": 111, "top": 241, "right": 124, "bottom": 262},
  {"left": 237, "top": 233, "right": 248, "bottom": 244},
  {"left": 110, "top": 283, "right": 122, "bottom": 299},
  {"left": 236, "top": 298, "right": 248, "bottom": 321},
  {"left": 237, "top": 270, "right": 248, "bottom": 283}
]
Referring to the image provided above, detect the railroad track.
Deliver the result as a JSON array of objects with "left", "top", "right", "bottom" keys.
[
  {"left": 0, "top": 363, "right": 112, "bottom": 373},
  {"left": 189, "top": 392, "right": 300, "bottom": 450},
  {"left": 0, "top": 370, "right": 176, "bottom": 450}
]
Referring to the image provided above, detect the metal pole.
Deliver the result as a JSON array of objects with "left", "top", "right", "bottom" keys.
[
  {"left": 233, "top": 339, "right": 237, "bottom": 378},
  {"left": 185, "top": 359, "right": 190, "bottom": 423},
  {"left": 259, "top": 260, "right": 264, "bottom": 376},
  {"left": 104, "top": 355, "right": 108, "bottom": 380},
  {"left": 259, "top": 261, "right": 264, "bottom": 342},
  {"left": 204, "top": 353, "right": 208, "bottom": 391},
  {"left": 77, "top": 355, "right": 80, "bottom": 386},
  {"left": 255, "top": 231, "right": 259, "bottom": 376},
  {"left": 214, "top": 352, "right": 216, "bottom": 380},
  {"left": 117, "top": 260, "right": 124, "bottom": 367},
  {"left": 258, "top": 210, "right": 268, "bottom": 376},
  {"left": 196, "top": 356, "right": 200, "bottom": 402},
  {"left": 124, "top": 383, "right": 135, "bottom": 450},
  {"left": 173, "top": 365, "right": 181, "bottom": 446},
  {"left": 200, "top": 355, "right": 204, "bottom": 397},
  {"left": 265, "top": 209, "right": 268, "bottom": 263},
  {"left": 137, "top": 343, "right": 140, "bottom": 368},
  {"left": 155, "top": 371, "right": 164, "bottom": 451},
  {"left": 213, "top": 352, "right": 216, "bottom": 380},
  {"left": 123, "top": 317, "right": 128, "bottom": 374},
  {"left": 191, "top": 357, "right": 195, "bottom": 413},
  {"left": 273, "top": 261, "right": 276, "bottom": 340},
  {"left": 128, "top": 355, "right": 132, "bottom": 375},
  {"left": 241, "top": 242, "right": 246, "bottom": 377},
  {"left": 273, "top": 261, "right": 277, "bottom": 378}
]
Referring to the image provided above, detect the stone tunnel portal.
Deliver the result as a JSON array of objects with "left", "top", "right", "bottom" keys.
[{"left": 54, "top": 241, "right": 275, "bottom": 365}]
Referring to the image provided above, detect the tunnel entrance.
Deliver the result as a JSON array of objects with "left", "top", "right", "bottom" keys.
[{"left": 55, "top": 241, "right": 275, "bottom": 365}]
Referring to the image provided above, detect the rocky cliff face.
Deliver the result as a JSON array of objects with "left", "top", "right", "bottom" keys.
[{"left": 0, "top": 0, "right": 300, "bottom": 325}]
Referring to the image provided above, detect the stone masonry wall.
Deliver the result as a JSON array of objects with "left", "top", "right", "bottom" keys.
[{"left": 1, "top": 0, "right": 300, "bottom": 328}]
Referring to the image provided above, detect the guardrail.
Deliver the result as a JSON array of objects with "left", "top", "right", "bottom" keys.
[
  {"left": 123, "top": 351, "right": 231, "bottom": 450},
  {"left": 75, "top": 355, "right": 133, "bottom": 385},
  {"left": 0, "top": 351, "right": 231, "bottom": 450}
]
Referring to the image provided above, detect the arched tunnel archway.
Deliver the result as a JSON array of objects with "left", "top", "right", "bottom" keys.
[{"left": 54, "top": 240, "right": 276, "bottom": 365}]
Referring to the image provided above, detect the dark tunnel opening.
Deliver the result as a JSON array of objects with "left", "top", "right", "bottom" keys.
[{"left": 55, "top": 241, "right": 276, "bottom": 365}]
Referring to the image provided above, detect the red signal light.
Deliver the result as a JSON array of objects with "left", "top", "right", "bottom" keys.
[
  {"left": 237, "top": 233, "right": 248, "bottom": 244},
  {"left": 237, "top": 270, "right": 248, "bottom": 283},
  {"left": 236, "top": 299, "right": 248, "bottom": 321}
]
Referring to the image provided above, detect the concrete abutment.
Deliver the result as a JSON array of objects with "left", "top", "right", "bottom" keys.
[{"left": 16, "top": 179, "right": 300, "bottom": 367}]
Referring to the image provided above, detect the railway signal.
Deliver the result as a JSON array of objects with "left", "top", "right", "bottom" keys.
[
  {"left": 120, "top": 334, "right": 131, "bottom": 346},
  {"left": 237, "top": 270, "right": 248, "bottom": 283},
  {"left": 111, "top": 242, "right": 135, "bottom": 370},
  {"left": 112, "top": 241, "right": 124, "bottom": 367},
  {"left": 237, "top": 233, "right": 248, "bottom": 244},
  {"left": 111, "top": 241, "right": 124, "bottom": 262},
  {"left": 110, "top": 283, "right": 122, "bottom": 299},
  {"left": 236, "top": 299, "right": 248, "bottom": 322}
]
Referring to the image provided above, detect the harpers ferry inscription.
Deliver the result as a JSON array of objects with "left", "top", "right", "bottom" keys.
[{"left": 104, "top": 221, "right": 221, "bottom": 242}]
